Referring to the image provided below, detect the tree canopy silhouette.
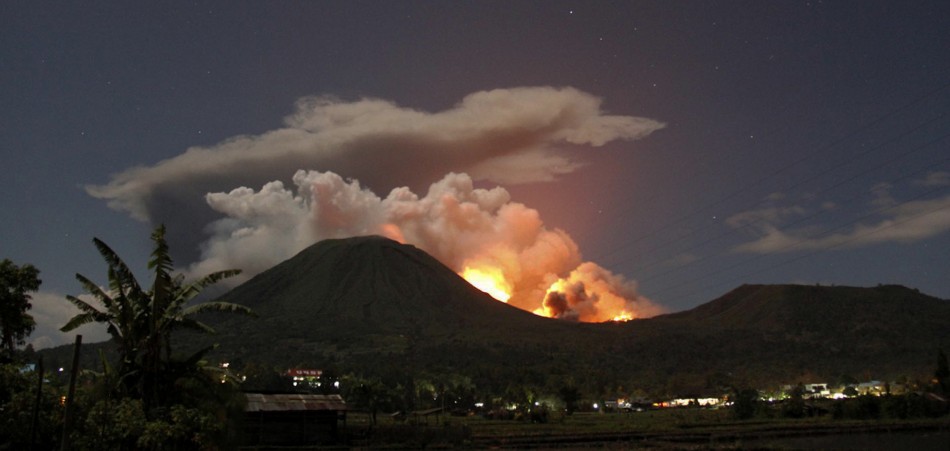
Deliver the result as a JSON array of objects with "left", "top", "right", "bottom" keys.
[
  {"left": 61, "top": 225, "right": 254, "bottom": 410},
  {"left": 0, "top": 259, "right": 40, "bottom": 360}
]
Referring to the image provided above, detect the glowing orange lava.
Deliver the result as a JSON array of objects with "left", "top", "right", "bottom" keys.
[
  {"left": 462, "top": 263, "right": 650, "bottom": 323},
  {"left": 461, "top": 266, "right": 512, "bottom": 302},
  {"left": 611, "top": 311, "right": 634, "bottom": 322},
  {"left": 536, "top": 274, "right": 640, "bottom": 322},
  {"left": 532, "top": 305, "right": 554, "bottom": 318}
]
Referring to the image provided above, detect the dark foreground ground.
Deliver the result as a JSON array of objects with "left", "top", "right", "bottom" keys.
[{"left": 242, "top": 408, "right": 950, "bottom": 449}]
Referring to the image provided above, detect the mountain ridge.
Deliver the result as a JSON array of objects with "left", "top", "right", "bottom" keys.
[
  {"left": 40, "top": 235, "right": 950, "bottom": 396},
  {"left": 658, "top": 283, "right": 950, "bottom": 331},
  {"left": 203, "top": 236, "right": 948, "bottom": 390}
]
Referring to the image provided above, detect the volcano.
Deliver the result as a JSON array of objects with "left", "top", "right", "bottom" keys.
[
  {"left": 200, "top": 235, "right": 603, "bottom": 369},
  {"left": 159, "top": 236, "right": 950, "bottom": 393}
]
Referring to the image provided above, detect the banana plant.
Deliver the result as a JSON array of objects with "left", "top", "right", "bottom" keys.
[{"left": 62, "top": 225, "right": 254, "bottom": 410}]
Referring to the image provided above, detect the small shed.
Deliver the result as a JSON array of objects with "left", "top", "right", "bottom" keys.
[
  {"left": 410, "top": 407, "right": 444, "bottom": 425},
  {"left": 243, "top": 393, "right": 347, "bottom": 446}
]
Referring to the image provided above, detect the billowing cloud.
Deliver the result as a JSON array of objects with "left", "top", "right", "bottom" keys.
[
  {"left": 915, "top": 171, "right": 950, "bottom": 187},
  {"left": 82, "top": 86, "right": 665, "bottom": 321},
  {"left": 86, "top": 87, "right": 664, "bottom": 255},
  {"left": 730, "top": 188, "right": 950, "bottom": 254},
  {"left": 189, "top": 170, "right": 664, "bottom": 320},
  {"left": 27, "top": 291, "right": 111, "bottom": 349},
  {"left": 537, "top": 262, "right": 665, "bottom": 322},
  {"left": 870, "top": 182, "right": 896, "bottom": 208},
  {"left": 725, "top": 205, "right": 806, "bottom": 230}
]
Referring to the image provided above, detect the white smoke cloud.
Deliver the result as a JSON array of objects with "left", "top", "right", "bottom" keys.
[
  {"left": 730, "top": 182, "right": 950, "bottom": 254},
  {"left": 83, "top": 86, "right": 666, "bottom": 320},
  {"left": 732, "top": 194, "right": 950, "bottom": 253},
  {"left": 87, "top": 87, "right": 664, "bottom": 246},
  {"left": 915, "top": 171, "right": 950, "bottom": 187},
  {"left": 27, "top": 291, "right": 111, "bottom": 349},
  {"left": 189, "top": 170, "right": 663, "bottom": 319}
]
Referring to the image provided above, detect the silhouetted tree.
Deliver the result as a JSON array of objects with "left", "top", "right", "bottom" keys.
[
  {"left": 782, "top": 383, "right": 806, "bottom": 418},
  {"left": 61, "top": 225, "right": 254, "bottom": 411},
  {"left": 343, "top": 374, "right": 399, "bottom": 426},
  {"left": 241, "top": 362, "right": 293, "bottom": 392},
  {"left": 836, "top": 373, "right": 858, "bottom": 387},
  {"left": 0, "top": 361, "right": 62, "bottom": 449},
  {"left": 730, "top": 387, "right": 759, "bottom": 420},
  {"left": 0, "top": 259, "right": 41, "bottom": 360},
  {"left": 558, "top": 384, "right": 581, "bottom": 415},
  {"left": 934, "top": 349, "right": 949, "bottom": 396}
]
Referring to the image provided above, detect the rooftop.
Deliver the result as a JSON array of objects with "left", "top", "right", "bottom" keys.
[{"left": 244, "top": 393, "right": 347, "bottom": 412}]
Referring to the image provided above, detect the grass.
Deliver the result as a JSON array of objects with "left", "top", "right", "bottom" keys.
[
  {"left": 455, "top": 409, "right": 732, "bottom": 435},
  {"left": 341, "top": 408, "right": 950, "bottom": 448}
]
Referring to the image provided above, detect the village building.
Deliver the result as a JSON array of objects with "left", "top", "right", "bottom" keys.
[{"left": 242, "top": 393, "right": 347, "bottom": 446}]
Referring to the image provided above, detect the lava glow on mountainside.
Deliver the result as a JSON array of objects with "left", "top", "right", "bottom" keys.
[
  {"left": 460, "top": 263, "right": 643, "bottom": 323},
  {"left": 461, "top": 265, "right": 512, "bottom": 303}
]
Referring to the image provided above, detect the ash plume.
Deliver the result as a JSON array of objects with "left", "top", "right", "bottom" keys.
[
  {"left": 87, "top": 86, "right": 664, "bottom": 255},
  {"left": 189, "top": 171, "right": 665, "bottom": 320},
  {"left": 85, "top": 86, "right": 667, "bottom": 320},
  {"left": 540, "top": 262, "right": 666, "bottom": 321}
]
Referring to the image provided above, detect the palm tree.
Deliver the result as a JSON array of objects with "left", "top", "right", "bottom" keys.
[
  {"left": 62, "top": 225, "right": 253, "bottom": 409},
  {"left": 61, "top": 238, "right": 147, "bottom": 394}
]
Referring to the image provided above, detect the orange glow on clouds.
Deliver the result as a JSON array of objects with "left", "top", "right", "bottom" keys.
[
  {"left": 209, "top": 169, "right": 664, "bottom": 323},
  {"left": 461, "top": 260, "right": 664, "bottom": 323},
  {"left": 534, "top": 263, "right": 645, "bottom": 322},
  {"left": 534, "top": 276, "right": 630, "bottom": 322}
]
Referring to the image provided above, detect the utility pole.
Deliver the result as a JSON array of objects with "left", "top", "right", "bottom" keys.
[
  {"left": 29, "top": 356, "right": 44, "bottom": 451},
  {"left": 60, "top": 335, "right": 82, "bottom": 451}
]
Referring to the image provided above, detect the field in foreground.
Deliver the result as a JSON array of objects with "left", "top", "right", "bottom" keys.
[{"left": 328, "top": 409, "right": 950, "bottom": 449}]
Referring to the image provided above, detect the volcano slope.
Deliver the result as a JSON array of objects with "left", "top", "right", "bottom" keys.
[
  {"left": 190, "top": 236, "right": 949, "bottom": 395},
  {"left": 197, "top": 236, "right": 612, "bottom": 382}
]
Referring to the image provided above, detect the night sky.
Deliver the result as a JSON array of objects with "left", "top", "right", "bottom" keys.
[{"left": 3, "top": 1, "right": 949, "bottom": 347}]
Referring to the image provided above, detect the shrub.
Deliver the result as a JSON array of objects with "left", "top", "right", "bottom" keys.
[{"left": 731, "top": 388, "right": 759, "bottom": 420}]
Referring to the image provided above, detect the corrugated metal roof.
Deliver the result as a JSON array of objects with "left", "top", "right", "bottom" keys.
[
  {"left": 412, "top": 407, "right": 443, "bottom": 416},
  {"left": 244, "top": 393, "right": 347, "bottom": 412}
]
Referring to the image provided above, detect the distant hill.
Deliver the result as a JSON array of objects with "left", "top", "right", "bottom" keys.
[
  {"left": 42, "top": 236, "right": 950, "bottom": 397},
  {"left": 661, "top": 283, "right": 950, "bottom": 332},
  {"left": 624, "top": 283, "right": 950, "bottom": 392}
]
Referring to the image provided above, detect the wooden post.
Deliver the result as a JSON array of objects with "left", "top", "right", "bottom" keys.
[
  {"left": 60, "top": 335, "right": 82, "bottom": 451},
  {"left": 29, "top": 356, "right": 44, "bottom": 451}
]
